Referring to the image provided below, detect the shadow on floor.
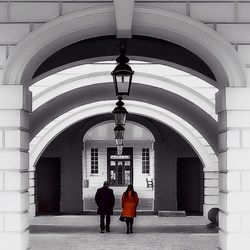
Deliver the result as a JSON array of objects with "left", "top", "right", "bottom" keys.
[{"left": 30, "top": 224, "right": 218, "bottom": 235}]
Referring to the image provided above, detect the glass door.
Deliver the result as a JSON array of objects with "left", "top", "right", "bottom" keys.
[{"left": 107, "top": 148, "right": 133, "bottom": 186}]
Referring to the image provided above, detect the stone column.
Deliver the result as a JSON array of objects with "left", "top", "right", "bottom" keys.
[
  {"left": 203, "top": 170, "right": 219, "bottom": 216},
  {"left": 29, "top": 170, "right": 36, "bottom": 217},
  {"left": 0, "top": 85, "right": 31, "bottom": 250},
  {"left": 216, "top": 87, "right": 250, "bottom": 250}
]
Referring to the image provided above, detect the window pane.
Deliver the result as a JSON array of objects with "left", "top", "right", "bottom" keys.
[
  {"left": 142, "top": 148, "right": 150, "bottom": 174},
  {"left": 91, "top": 148, "right": 98, "bottom": 174}
]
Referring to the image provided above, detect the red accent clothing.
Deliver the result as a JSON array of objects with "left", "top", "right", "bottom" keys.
[{"left": 121, "top": 191, "right": 139, "bottom": 218}]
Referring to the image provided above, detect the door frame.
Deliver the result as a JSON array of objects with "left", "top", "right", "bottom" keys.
[{"left": 107, "top": 147, "right": 133, "bottom": 186}]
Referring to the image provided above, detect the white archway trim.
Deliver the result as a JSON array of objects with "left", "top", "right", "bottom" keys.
[
  {"left": 2, "top": 5, "right": 246, "bottom": 87},
  {"left": 83, "top": 120, "right": 155, "bottom": 142},
  {"left": 29, "top": 100, "right": 217, "bottom": 172},
  {"left": 1, "top": 5, "right": 116, "bottom": 85},
  {"left": 133, "top": 5, "right": 246, "bottom": 87},
  {"left": 31, "top": 70, "right": 217, "bottom": 120},
  {"left": 31, "top": 61, "right": 216, "bottom": 98}
]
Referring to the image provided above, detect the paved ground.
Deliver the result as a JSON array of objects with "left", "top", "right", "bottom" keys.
[{"left": 30, "top": 215, "right": 219, "bottom": 250}]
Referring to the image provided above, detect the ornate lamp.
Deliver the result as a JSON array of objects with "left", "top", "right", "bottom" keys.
[
  {"left": 112, "top": 97, "right": 128, "bottom": 126},
  {"left": 111, "top": 41, "right": 134, "bottom": 97},
  {"left": 114, "top": 124, "right": 125, "bottom": 140}
]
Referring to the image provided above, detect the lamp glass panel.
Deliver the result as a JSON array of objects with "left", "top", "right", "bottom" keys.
[
  {"left": 114, "top": 113, "right": 126, "bottom": 125},
  {"left": 116, "top": 78, "right": 130, "bottom": 94}
]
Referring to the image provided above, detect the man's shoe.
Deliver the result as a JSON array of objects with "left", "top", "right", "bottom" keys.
[
  {"left": 130, "top": 229, "right": 133, "bottom": 234},
  {"left": 126, "top": 229, "right": 129, "bottom": 234},
  {"left": 100, "top": 230, "right": 104, "bottom": 233},
  {"left": 106, "top": 229, "right": 110, "bottom": 232}
]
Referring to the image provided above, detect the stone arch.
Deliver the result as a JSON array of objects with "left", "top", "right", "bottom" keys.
[
  {"left": 1, "top": 5, "right": 246, "bottom": 87},
  {"left": 32, "top": 70, "right": 216, "bottom": 120},
  {"left": 29, "top": 100, "right": 216, "bottom": 171},
  {"left": 29, "top": 100, "right": 217, "bottom": 216},
  {"left": 30, "top": 82, "right": 218, "bottom": 153}
]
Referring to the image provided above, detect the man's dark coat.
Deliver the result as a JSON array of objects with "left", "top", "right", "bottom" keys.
[{"left": 95, "top": 187, "right": 115, "bottom": 215}]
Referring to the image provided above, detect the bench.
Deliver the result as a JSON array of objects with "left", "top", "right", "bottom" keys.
[{"left": 146, "top": 178, "right": 153, "bottom": 190}]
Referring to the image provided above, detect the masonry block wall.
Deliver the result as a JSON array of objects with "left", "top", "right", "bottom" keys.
[
  {"left": 0, "top": 0, "right": 250, "bottom": 86},
  {"left": 216, "top": 88, "right": 250, "bottom": 250},
  {"left": 0, "top": 86, "right": 31, "bottom": 249}
]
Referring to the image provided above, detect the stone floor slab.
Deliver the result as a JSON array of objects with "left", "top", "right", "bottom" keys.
[{"left": 30, "top": 215, "right": 219, "bottom": 250}]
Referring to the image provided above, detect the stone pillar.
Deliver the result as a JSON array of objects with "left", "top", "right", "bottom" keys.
[
  {"left": 29, "top": 170, "right": 36, "bottom": 217},
  {"left": 203, "top": 170, "right": 219, "bottom": 216},
  {"left": 216, "top": 87, "right": 250, "bottom": 250},
  {"left": 0, "top": 85, "right": 31, "bottom": 250}
]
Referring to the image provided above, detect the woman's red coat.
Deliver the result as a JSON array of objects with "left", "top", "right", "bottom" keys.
[{"left": 121, "top": 191, "right": 139, "bottom": 217}]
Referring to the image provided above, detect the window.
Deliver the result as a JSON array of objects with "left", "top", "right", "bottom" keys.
[
  {"left": 142, "top": 148, "right": 150, "bottom": 174},
  {"left": 91, "top": 148, "right": 98, "bottom": 174}
]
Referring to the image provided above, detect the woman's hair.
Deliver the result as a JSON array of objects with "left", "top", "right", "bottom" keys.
[{"left": 124, "top": 184, "right": 135, "bottom": 197}]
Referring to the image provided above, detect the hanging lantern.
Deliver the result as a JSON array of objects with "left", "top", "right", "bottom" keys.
[
  {"left": 111, "top": 41, "right": 134, "bottom": 97},
  {"left": 114, "top": 124, "right": 125, "bottom": 140},
  {"left": 112, "top": 98, "right": 128, "bottom": 126}
]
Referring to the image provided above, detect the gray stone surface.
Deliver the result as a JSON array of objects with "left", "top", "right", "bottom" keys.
[
  {"left": 158, "top": 211, "right": 186, "bottom": 217},
  {"left": 30, "top": 215, "right": 219, "bottom": 250}
]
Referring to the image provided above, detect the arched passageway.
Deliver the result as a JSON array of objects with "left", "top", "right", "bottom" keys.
[
  {"left": 34, "top": 113, "right": 205, "bottom": 216},
  {"left": 0, "top": 5, "right": 248, "bottom": 250}
]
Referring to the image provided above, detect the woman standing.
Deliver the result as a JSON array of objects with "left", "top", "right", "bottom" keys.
[{"left": 121, "top": 184, "right": 139, "bottom": 234}]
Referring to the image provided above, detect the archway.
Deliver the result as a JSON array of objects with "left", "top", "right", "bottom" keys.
[
  {"left": 0, "top": 5, "right": 247, "bottom": 250},
  {"left": 1, "top": 6, "right": 246, "bottom": 87},
  {"left": 32, "top": 111, "right": 207, "bottom": 216},
  {"left": 28, "top": 100, "right": 217, "bottom": 216},
  {"left": 82, "top": 120, "right": 156, "bottom": 212}
]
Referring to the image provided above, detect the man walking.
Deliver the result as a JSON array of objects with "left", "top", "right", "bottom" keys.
[{"left": 95, "top": 181, "right": 115, "bottom": 233}]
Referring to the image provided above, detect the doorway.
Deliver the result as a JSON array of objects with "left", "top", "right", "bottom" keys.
[
  {"left": 177, "top": 157, "right": 203, "bottom": 215},
  {"left": 107, "top": 147, "right": 133, "bottom": 186},
  {"left": 36, "top": 157, "right": 61, "bottom": 215}
]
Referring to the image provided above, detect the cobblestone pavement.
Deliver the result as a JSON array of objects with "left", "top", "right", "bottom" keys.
[{"left": 30, "top": 215, "right": 219, "bottom": 250}]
